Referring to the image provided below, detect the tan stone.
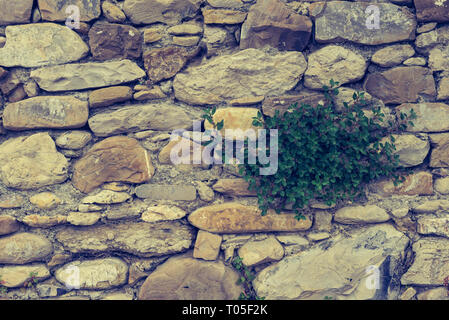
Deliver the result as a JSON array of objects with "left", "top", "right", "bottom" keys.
[
  {"left": 29, "top": 192, "right": 62, "bottom": 210},
  {"left": 134, "top": 87, "right": 166, "bottom": 100},
  {"left": 193, "top": 230, "right": 222, "bottom": 260},
  {"left": 135, "top": 184, "right": 197, "bottom": 201},
  {"left": 89, "top": 86, "right": 133, "bottom": 108},
  {"left": 7, "top": 85, "right": 27, "bottom": 103},
  {"left": 413, "top": 199, "right": 449, "bottom": 213},
  {"left": 417, "top": 287, "right": 449, "bottom": 300},
  {"left": 38, "top": 0, "right": 101, "bottom": 22},
  {"left": 371, "top": 44, "right": 415, "bottom": 67},
  {"left": 55, "top": 131, "right": 92, "bottom": 150},
  {"left": 203, "top": 107, "right": 260, "bottom": 139},
  {"left": 397, "top": 103, "right": 449, "bottom": 132},
  {"left": 67, "top": 212, "right": 101, "bottom": 226},
  {"left": 202, "top": 9, "right": 247, "bottom": 24},
  {"left": 195, "top": 181, "right": 215, "bottom": 202},
  {"left": 0, "top": 216, "right": 20, "bottom": 236},
  {"left": 102, "top": 2, "right": 126, "bottom": 23},
  {"left": 238, "top": 236, "right": 284, "bottom": 266},
  {"left": 334, "top": 205, "right": 390, "bottom": 225},
  {"left": 262, "top": 92, "right": 325, "bottom": 117},
  {"left": 417, "top": 216, "right": 449, "bottom": 238},
  {"left": 417, "top": 22, "right": 437, "bottom": 33},
  {"left": 168, "top": 24, "right": 203, "bottom": 35},
  {"left": 158, "top": 135, "right": 205, "bottom": 167},
  {"left": 72, "top": 136, "right": 154, "bottom": 193},
  {"left": 172, "top": 36, "right": 200, "bottom": 46},
  {"left": 212, "top": 179, "right": 256, "bottom": 196},
  {"left": 141, "top": 205, "right": 187, "bottom": 223},
  {"left": 430, "top": 133, "right": 449, "bottom": 167},
  {"left": 0, "top": 264, "right": 50, "bottom": 288},
  {"left": 435, "top": 177, "right": 449, "bottom": 194},
  {"left": 230, "top": 96, "right": 265, "bottom": 106},
  {"left": 0, "top": 0, "right": 34, "bottom": 25},
  {"left": 380, "top": 134, "right": 429, "bottom": 167},
  {"left": 188, "top": 202, "right": 312, "bottom": 233},
  {"left": 82, "top": 190, "right": 131, "bottom": 205},
  {"left": 102, "top": 182, "right": 130, "bottom": 192},
  {"left": 21, "top": 215, "right": 67, "bottom": 228},
  {"left": 369, "top": 171, "right": 433, "bottom": 196},
  {"left": 402, "top": 57, "right": 427, "bottom": 66},
  {"left": 414, "top": 0, "right": 449, "bottom": 22},
  {"left": 143, "top": 28, "right": 163, "bottom": 43},
  {"left": 437, "top": 77, "right": 449, "bottom": 100},
  {"left": 0, "top": 195, "right": 24, "bottom": 209},
  {"left": 0, "top": 233, "right": 53, "bottom": 264},
  {"left": 128, "top": 257, "right": 167, "bottom": 285},
  {"left": 47, "top": 253, "right": 72, "bottom": 268}
]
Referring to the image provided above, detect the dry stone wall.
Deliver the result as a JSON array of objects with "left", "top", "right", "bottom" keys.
[{"left": 0, "top": 0, "right": 449, "bottom": 300}]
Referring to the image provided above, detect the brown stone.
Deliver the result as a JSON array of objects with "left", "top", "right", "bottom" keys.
[
  {"left": 262, "top": 92, "right": 325, "bottom": 117},
  {"left": 89, "top": 22, "right": 142, "bottom": 61},
  {"left": 143, "top": 46, "right": 198, "bottom": 83},
  {"left": 188, "top": 202, "right": 312, "bottom": 233},
  {"left": 89, "top": 86, "right": 133, "bottom": 108},
  {"left": 7, "top": 85, "right": 27, "bottom": 103},
  {"left": 240, "top": 0, "right": 312, "bottom": 51},
  {"left": 202, "top": 9, "right": 247, "bottom": 24},
  {"left": 38, "top": 0, "right": 101, "bottom": 22},
  {"left": 193, "top": 230, "right": 222, "bottom": 260},
  {"left": 3, "top": 96, "right": 89, "bottom": 131},
  {"left": 369, "top": 171, "right": 433, "bottom": 196},
  {"left": 133, "top": 87, "right": 166, "bottom": 100},
  {"left": 0, "top": 0, "right": 34, "bottom": 25},
  {"left": 414, "top": 0, "right": 449, "bottom": 22},
  {"left": 143, "top": 28, "right": 163, "bottom": 43},
  {"left": 29, "top": 192, "right": 62, "bottom": 210},
  {"left": 364, "top": 67, "right": 436, "bottom": 104},
  {"left": 102, "top": 1, "right": 126, "bottom": 23},
  {"left": 0, "top": 216, "right": 20, "bottom": 236},
  {"left": 21, "top": 215, "right": 67, "bottom": 228},
  {"left": 72, "top": 136, "right": 154, "bottom": 193},
  {"left": 212, "top": 179, "right": 257, "bottom": 196},
  {"left": 0, "top": 233, "right": 53, "bottom": 264},
  {"left": 158, "top": 135, "right": 205, "bottom": 167},
  {"left": 430, "top": 133, "right": 449, "bottom": 167}
]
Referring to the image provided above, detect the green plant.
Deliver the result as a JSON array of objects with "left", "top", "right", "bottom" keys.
[
  {"left": 0, "top": 275, "right": 7, "bottom": 295},
  {"left": 231, "top": 256, "right": 264, "bottom": 300}
]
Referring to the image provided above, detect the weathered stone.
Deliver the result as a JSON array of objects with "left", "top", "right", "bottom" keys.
[
  {"left": 202, "top": 9, "right": 247, "bottom": 24},
  {"left": 417, "top": 287, "right": 449, "bottom": 300},
  {"left": 101, "top": 292, "right": 134, "bottom": 300},
  {"left": 304, "top": 45, "right": 367, "bottom": 89},
  {"left": 254, "top": 224, "right": 409, "bottom": 299},
  {"left": 134, "top": 87, "right": 166, "bottom": 100},
  {"left": 67, "top": 212, "right": 101, "bottom": 226},
  {"left": 0, "top": 216, "right": 20, "bottom": 236},
  {"left": 230, "top": 96, "right": 265, "bottom": 106},
  {"left": 135, "top": 184, "right": 197, "bottom": 201},
  {"left": 0, "top": 195, "right": 24, "bottom": 209},
  {"left": 369, "top": 171, "right": 433, "bottom": 196},
  {"left": 417, "top": 217, "right": 449, "bottom": 238},
  {"left": 415, "top": 25, "right": 449, "bottom": 53},
  {"left": 82, "top": 190, "right": 131, "bottom": 205},
  {"left": 141, "top": 205, "right": 187, "bottom": 223},
  {"left": 0, "top": 133, "right": 68, "bottom": 190},
  {"left": 30, "top": 192, "right": 62, "bottom": 210},
  {"left": 3, "top": 96, "right": 88, "bottom": 131},
  {"left": 188, "top": 202, "right": 312, "bottom": 233},
  {"left": 102, "top": 182, "right": 131, "bottom": 192},
  {"left": 174, "top": 48, "right": 307, "bottom": 105},
  {"left": 158, "top": 135, "right": 205, "bottom": 168},
  {"left": 414, "top": 0, "right": 449, "bottom": 22},
  {"left": 143, "top": 46, "right": 198, "bottom": 84},
  {"left": 428, "top": 45, "right": 449, "bottom": 71},
  {"left": 105, "top": 201, "right": 146, "bottom": 220},
  {"left": 31, "top": 60, "right": 145, "bottom": 92},
  {"left": 401, "top": 238, "right": 449, "bottom": 285},
  {"left": 0, "top": 265, "right": 50, "bottom": 288},
  {"left": 143, "top": 28, "right": 163, "bottom": 43},
  {"left": 399, "top": 287, "right": 417, "bottom": 300},
  {"left": 417, "top": 22, "right": 437, "bottom": 33},
  {"left": 89, "top": 86, "right": 133, "bottom": 108},
  {"left": 0, "top": 23, "right": 88, "bottom": 68},
  {"left": 262, "top": 92, "right": 325, "bottom": 117},
  {"left": 413, "top": 199, "right": 449, "bottom": 213},
  {"left": 430, "top": 133, "right": 449, "bottom": 167},
  {"left": 72, "top": 136, "right": 154, "bottom": 193},
  {"left": 435, "top": 177, "right": 449, "bottom": 194},
  {"left": 212, "top": 179, "right": 256, "bottom": 196},
  {"left": 123, "top": 0, "right": 202, "bottom": 25},
  {"left": 0, "top": 72, "right": 20, "bottom": 95},
  {"left": 381, "top": 134, "right": 430, "bottom": 167},
  {"left": 437, "top": 77, "right": 449, "bottom": 100},
  {"left": 397, "top": 103, "right": 449, "bottom": 132},
  {"left": 391, "top": 208, "right": 410, "bottom": 219},
  {"left": 21, "top": 215, "right": 67, "bottom": 228},
  {"left": 310, "top": 1, "right": 416, "bottom": 45},
  {"left": 0, "top": 0, "right": 34, "bottom": 25},
  {"left": 172, "top": 36, "right": 200, "bottom": 47},
  {"left": 56, "top": 221, "right": 195, "bottom": 257},
  {"left": 193, "top": 230, "right": 222, "bottom": 260},
  {"left": 168, "top": 24, "right": 203, "bottom": 35},
  {"left": 403, "top": 57, "right": 427, "bottom": 66},
  {"left": 55, "top": 131, "right": 92, "bottom": 150},
  {"left": 240, "top": 0, "right": 312, "bottom": 51},
  {"left": 138, "top": 253, "right": 242, "bottom": 299},
  {"left": 334, "top": 205, "right": 390, "bottom": 225},
  {"left": 195, "top": 181, "right": 215, "bottom": 202},
  {"left": 0, "top": 233, "right": 53, "bottom": 264},
  {"left": 238, "top": 237, "right": 284, "bottom": 266},
  {"left": 364, "top": 67, "right": 436, "bottom": 104},
  {"left": 38, "top": 0, "right": 101, "bottom": 22},
  {"left": 7, "top": 85, "right": 27, "bottom": 103},
  {"left": 88, "top": 103, "right": 194, "bottom": 137},
  {"left": 207, "top": 0, "right": 243, "bottom": 8},
  {"left": 102, "top": 1, "right": 126, "bottom": 23},
  {"left": 89, "top": 22, "right": 142, "bottom": 61},
  {"left": 23, "top": 81, "right": 39, "bottom": 97},
  {"left": 128, "top": 257, "right": 167, "bottom": 285},
  {"left": 55, "top": 258, "right": 128, "bottom": 290},
  {"left": 371, "top": 44, "right": 415, "bottom": 67},
  {"left": 78, "top": 204, "right": 103, "bottom": 213}
]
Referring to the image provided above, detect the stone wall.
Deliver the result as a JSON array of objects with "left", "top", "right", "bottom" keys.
[{"left": 0, "top": 0, "right": 449, "bottom": 300}]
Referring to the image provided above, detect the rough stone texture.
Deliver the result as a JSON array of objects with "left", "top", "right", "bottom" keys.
[
  {"left": 334, "top": 205, "right": 391, "bottom": 225},
  {"left": 55, "top": 131, "right": 92, "bottom": 150},
  {"left": 158, "top": 135, "right": 205, "bottom": 167},
  {"left": 403, "top": 57, "right": 427, "bottom": 66},
  {"left": 173, "top": 48, "right": 307, "bottom": 105},
  {"left": 38, "top": 0, "right": 101, "bottom": 22},
  {"left": 168, "top": 24, "right": 203, "bottom": 35},
  {"left": 56, "top": 221, "right": 195, "bottom": 257},
  {"left": 141, "top": 205, "right": 188, "bottom": 223},
  {"left": 3, "top": 96, "right": 88, "bottom": 131},
  {"left": 203, "top": 107, "right": 260, "bottom": 139},
  {"left": 435, "top": 176, "right": 449, "bottom": 194},
  {"left": 254, "top": 224, "right": 409, "bottom": 299},
  {"left": 0, "top": 216, "right": 20, "bottom": 236},
  {"left": 135, "top": 184, "right": 197, "bottom": 201},
  {"left": 72, "top": 136, "right": 154, "bottom": 193},
  {"left": 55, "top": 258, "right": 128, "bottom": 290},
  {"left": 437, "top": 77, "right": 449, "bottom": 100},
  {"left": 417, "top": 217, "right": 449, "bottom": 238},
  {"left": 417, "top": 287, "right": 449, "bottom": 300},
  {"left": 371, "top": 45, "right": 415, "bottom": 67},
  {"left": 262, "top": 92, "right": 325, "bottom": 117},
  {"left": 172, "top": 36, "right": 200, "bottom": 47},
  {"left": 0, "top": 0, "right": 34, "bottom": 25},
  {"left": 0, "top": 23, "right": 88, "bottom": 68},
  {"left": 382, "top": 134, "right": 430, "bottom": 167},
  {"left": 310, "top": 1, "right": 416, "bottom": 45},
  {"left": 0, "top": 265, "right": 50, "bottom": 288},
  {"left": 397, "top": 103, "right": 449, "bottom": 132},
  {"left": 304, "top": 45, "right": 367, "bottom": 89},
  {"left": 369, "top": 171, "right": 433, "bottom": 196},
  {"left": 30, "top": 192, "right": 62, "bottom": 210},
  {"left": 143, "top": 46, "right": 199, "bottom": 84},
  {"left": 240, "top": 0, "right": 312, "bottom": 51},
  {"left": 414, "top": 0, "right": 449, "bottom": 22},
  {"left": 428, "top": 45, "right": 449, "bottom": 71},
  {"left": 0, "top": 133, "right": 68, "bottom": 190},
  {"left": 102, "top": 1, "right": 126, "bottom": 23},
  {"left": 138, "top": 253, "right": 242, "bottom": 299},
  {"left": 89, "top": 22, "right": 142, "bottom": 61},
  {"left": 67, "top": 212, "right": 101, "bottom": 226},
  {"left": 188, "top": 202, "right": 312, "bottom": 233},
  {"left": 238, "top": 237, "right": 284, "bottom": 266},
  {"left": 203, "top": 9, "right": 247, "bottom": 24},
  {"left": 415, "top": 25, "right": 449, "bottom": 53},
  {"left": 364, "top": 67, "right": 436, "bottom": 104},
  {"left": 31, "top": 60, "right": 146, "bottom": 92},
  {"left": 193, "top": 230, "right": 222, "bottom": 260},
  {"left": 89, "top": 86, "right": 133, "bottom": 108},
  {"left": 413, "top": 199, "right": 449, "bottom": 213},
  {"left": 143, "top": 28, "right": 163, "bottom": 43},
  {"left": 82, "top": 190, "right": 131, "bottom": 205},
  {"left": 21, "top": 215, "right": 67, "bottom": 228},
  {"left": 0, "top": 233, "right": 53, "bottom": 264},
  {"left": 430, "top": 133, "right": 449, "bottom": 167},
  {"left": 123, "top": 0, "right": 203, "bottom": 25},
  {"left": 88, "top": 103, "right": 194, "bottom": 137},
  {"left": 401, "top": 238, "right": 449, "bottom": 285},
  {"left": 212, "top": 179, "right": 257, "bottom": 196}
]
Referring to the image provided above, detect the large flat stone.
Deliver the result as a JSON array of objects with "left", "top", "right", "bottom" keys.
[
  {"left": 0, "top": 0, "right": 34, "bottom": 25},
  {"left": 3, "top": 96, "right": 88, "bottom": 131},
  {"left": 173, "top": 48, "right": 307, "bottom": 105},
  {"left": 0, "top": 265, "right": 50, "bottom": 288},
  {"left": 38, "top": 0, "right": 101, "bottom": 22},
  {"left": 0, "top": 233, "right": 53, "bottom": 264},
  {"left": 334, "top": 205, "right": 391, "bottom": 225},
  {"left": 56, "top": 221, "right": 195, "bottom": 257},
  {"left": 0, "top": 216, "right": 20, "bottom": 236},
  {"left": 0, "top": 23, "right": 88, "bottom": 68},
  {"left": 135, "top": 184, "right": 197, "bottom": 201},
  {"left": 30, "top": 60, "right": 145, "bottom": 92}
]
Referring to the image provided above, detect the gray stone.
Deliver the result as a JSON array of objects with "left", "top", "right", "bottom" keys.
[
  {"left": 371, "top": 44, "right": 415, "bottom": 67},
  {"left": 334, "top": 205, "right": 391, "bottom": 225},
  {"left": 238, "top": 237, "right": 284, "bottom": 266},
  {"left": 135, "top": 184, "right": 197, "bottom": 201}
]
